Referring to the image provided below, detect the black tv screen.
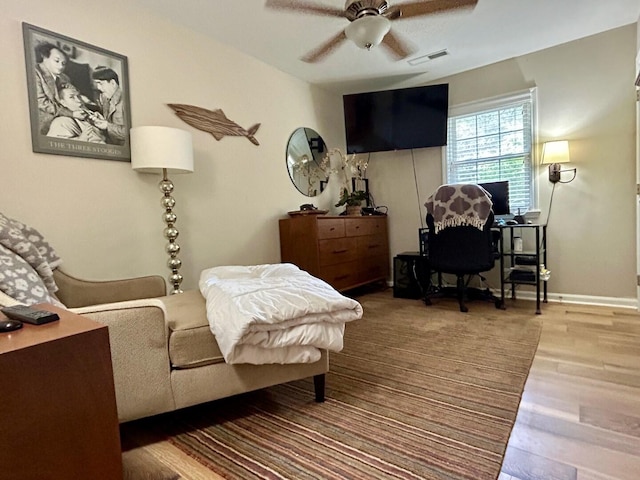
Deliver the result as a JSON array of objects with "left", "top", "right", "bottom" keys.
[
  {"left": 479, "top": 181, "right": 510, "bottom": 216},
  {"left": 343, "top": 84, "right": 449, "bottom": 154}
]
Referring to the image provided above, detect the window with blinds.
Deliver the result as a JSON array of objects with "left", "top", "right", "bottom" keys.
[{"left": 445, "top": 90, "right": 536, "bottom": 214}]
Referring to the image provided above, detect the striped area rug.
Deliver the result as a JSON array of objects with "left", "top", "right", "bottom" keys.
[{"left": 163, "top": 291, "right": 541, "bottom": 479}]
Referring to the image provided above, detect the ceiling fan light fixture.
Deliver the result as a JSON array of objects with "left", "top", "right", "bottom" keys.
[{"left": 344, "top": 15, "right": 391, "bottom": 50}]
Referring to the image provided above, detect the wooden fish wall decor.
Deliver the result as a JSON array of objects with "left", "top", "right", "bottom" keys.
[{"left": 167, "top": 103, "right": 260, "bottom": 146}]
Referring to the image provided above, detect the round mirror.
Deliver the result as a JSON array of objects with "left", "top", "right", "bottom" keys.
[{"left": 286, "top": 127, "right": 329, "bottom": 197}]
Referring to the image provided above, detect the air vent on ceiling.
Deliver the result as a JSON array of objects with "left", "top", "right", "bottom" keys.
[{"left": 407, "top": 49, "right": 448, "bottom": 66}]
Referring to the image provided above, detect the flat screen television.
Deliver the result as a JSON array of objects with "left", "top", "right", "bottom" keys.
[
  {"left": 343, "top": 84, "right": 449, "bottom": 154},
  {"left": 479, "top": 181, "right": 510, "bottom": 216}
]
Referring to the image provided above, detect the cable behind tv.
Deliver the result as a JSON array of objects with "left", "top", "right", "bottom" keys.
[{"left": 411, "top": 149, "right": 425, "bottom": 228}]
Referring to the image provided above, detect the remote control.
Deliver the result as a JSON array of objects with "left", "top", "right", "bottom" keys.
[{"left": 1, "top": 305, "right": 60, "bottom": 325}]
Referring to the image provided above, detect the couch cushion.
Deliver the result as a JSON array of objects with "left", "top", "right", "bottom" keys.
[{"left": 162, "top": 289, "right": 225, "bottom": 368}]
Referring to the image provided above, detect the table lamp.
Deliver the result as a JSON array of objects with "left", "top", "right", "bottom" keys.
[
  {"left": 541, "top": 140, "right": 575, "bottom": 183},
  {"left": 130, "top": 126, "right": 194, "bottom": 294}
]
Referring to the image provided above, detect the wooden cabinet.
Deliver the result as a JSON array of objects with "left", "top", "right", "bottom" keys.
[
  {"left": 0, "top": 304, "right": 123, "bottom": 480},
  {"left": 279, "top": 215, "right": 389, "bottom": 291}
]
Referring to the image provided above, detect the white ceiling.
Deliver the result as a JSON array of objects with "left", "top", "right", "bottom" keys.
[{"left": 130, "top": 0, "right": 639, "bottom": 94}]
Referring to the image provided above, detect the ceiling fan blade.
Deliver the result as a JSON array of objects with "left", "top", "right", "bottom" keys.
[
  {"left": 390, "top": 0, "right": 478, "bottom": 20},
  {"left": 381, "top": 30, "right": 414, "bottom": 60},
  {"left": 301, "top": 31, "right": 348, "bottom": 63},
  {"left": 384, "top": 8, "right": 403, "bottom": 20},
  {"left": 264, "top": 0, "right": 345, "bottom": 18}
]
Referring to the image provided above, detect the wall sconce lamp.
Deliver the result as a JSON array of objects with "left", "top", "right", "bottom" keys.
[
  {"left": 541, "top": 140, "right": 576, "bottom": 183},
  {"left": 130, "top": 126, "right": 194, "bottom": 294}
]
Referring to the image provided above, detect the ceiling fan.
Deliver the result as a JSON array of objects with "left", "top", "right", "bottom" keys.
[{"left": 264, "top": 0, "right": 478, "bottom": 63}]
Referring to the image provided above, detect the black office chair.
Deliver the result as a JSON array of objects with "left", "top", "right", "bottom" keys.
[{"left": 423, "top": 185, "right": 503, "bottom": 312}]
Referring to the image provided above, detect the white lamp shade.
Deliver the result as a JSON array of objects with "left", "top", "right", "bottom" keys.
[
  {"left": 541, "top": 140, "right": 570, "bottom": 165},
  {"left": 130, "top": 126, "right": 194, "bottom": 174},
  {"left": 345, "top": 15, "right": 391, "bottom": 49}
]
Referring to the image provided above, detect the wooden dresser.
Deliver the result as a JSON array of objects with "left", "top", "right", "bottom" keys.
[{"left": 279, "top": 214, "right": 389, "bottom": 291}]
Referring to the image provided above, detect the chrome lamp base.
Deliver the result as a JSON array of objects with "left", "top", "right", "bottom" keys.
[{"left": 160, "top": 169, "right": 183, "bottom": 294}]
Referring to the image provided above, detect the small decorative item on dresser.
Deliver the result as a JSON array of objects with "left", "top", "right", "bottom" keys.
[
  {"left": 288, "top": 203, "right": 328, "bottom": 216},
  {"left": 288, "top": 209, "right": 328, "bottom": 217}
]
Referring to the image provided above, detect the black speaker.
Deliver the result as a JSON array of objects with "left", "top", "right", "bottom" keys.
[{"left": 393, "top": 252, "right": 428, "bottom": 299}]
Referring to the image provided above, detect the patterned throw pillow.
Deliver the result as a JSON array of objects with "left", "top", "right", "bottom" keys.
[{"left": 0, "top": 213, "right": 64, "bottom": 307}]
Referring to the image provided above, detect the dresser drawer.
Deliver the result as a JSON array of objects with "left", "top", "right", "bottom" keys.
[
  {"left": 318, "top": 238, "right": 358, "bottom": 266},
  {"left": 319, "top": 262, "right": 360, "bottom": 291},
  {"left": 345, "top": 217, "right": 387, "bottom": 237},
  {"left": 357, "top": 234, "right": 388, "bottom": 258},
  {"left": 358, "top": 255, "right": 389, "bottom": 283},
  {"left": 317, "top": 218, "right": 345, "bottom": 239}
]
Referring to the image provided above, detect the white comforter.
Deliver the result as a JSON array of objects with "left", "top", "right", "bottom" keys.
[{"left": 199, "top": 263, "right": 363, "bottom": 365}]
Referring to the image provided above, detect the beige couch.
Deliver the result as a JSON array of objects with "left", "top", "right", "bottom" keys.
[{"left": 9, "top": 270, "right": 328, "bottom": 423}]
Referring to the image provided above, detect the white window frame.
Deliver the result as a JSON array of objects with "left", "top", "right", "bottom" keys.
[{"left": 442, "top": 88, "right": 540, "bottom": 216}]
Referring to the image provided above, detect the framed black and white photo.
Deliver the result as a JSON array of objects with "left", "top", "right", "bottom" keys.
[{"left": 22, "top": 23, "right": 132, "bottom": 161}]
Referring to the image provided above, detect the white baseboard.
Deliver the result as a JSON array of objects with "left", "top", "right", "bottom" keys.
[
  {"left": 388, "top": 280, "right": 638, "bottom": 310},
  {"left": 505, "top": 290, "right": 638, "bottom": 310}
]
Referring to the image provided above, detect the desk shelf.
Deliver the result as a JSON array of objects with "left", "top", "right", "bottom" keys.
[{"left": 497, "top": 223, "right": 548, "bottom": 314}]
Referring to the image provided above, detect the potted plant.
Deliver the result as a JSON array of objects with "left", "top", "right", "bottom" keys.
[
  {"left": 321, "top": 148, "right": 370, "bottom": 216},
  {"left": 335, "top": 188, "right": 369, "bottom": 215}
]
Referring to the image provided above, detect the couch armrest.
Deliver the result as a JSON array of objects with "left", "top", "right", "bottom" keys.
[
  {"left": 72, "top": 299, "right": 175, "bottom": 422},
  {"left": 54, "top": 269, "right": 166, "bottom": 308}
]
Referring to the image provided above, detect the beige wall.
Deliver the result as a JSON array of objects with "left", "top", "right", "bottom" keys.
[
  {"left": 1, "top": 1, "right": 637, "bottom": 303},
  {"left": 0, "top": 0, "right": 345, "bottom": 291},
  {"left": 370, "top": 25, "right": 637, "bottom": 302}
]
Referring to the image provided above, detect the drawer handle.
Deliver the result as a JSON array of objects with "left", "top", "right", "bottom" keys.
[
  {"left": 333, "top": 249, "right": 348, "bottom": 254},
  {"left": 368, "top": 244, "right": 380, "bottom": 249},
  {"left": 335, "top": 275, "right": 349, "bottom": 280}
]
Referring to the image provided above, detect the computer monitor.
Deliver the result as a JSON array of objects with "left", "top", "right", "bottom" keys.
[{"left": 478, "top": 181, "right": 510, "bottom": 216}]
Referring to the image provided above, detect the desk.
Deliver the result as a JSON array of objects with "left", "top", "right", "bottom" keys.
[
  {"left": 0, "top": 304, "right": 123, "bottom": 480},
  {"left": 497, "top": 223, "right": 548, "bottom": 314},
  {"left": 418, "top": 224, "right": 548, "bottom": 314}
]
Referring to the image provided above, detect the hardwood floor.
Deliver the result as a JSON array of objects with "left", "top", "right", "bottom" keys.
[
  {"left": 499, "top": 300, "right": 640, "bottom": 480},
  {"left": 120, "top": 294, "right": 640, "bottom": 479}
]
